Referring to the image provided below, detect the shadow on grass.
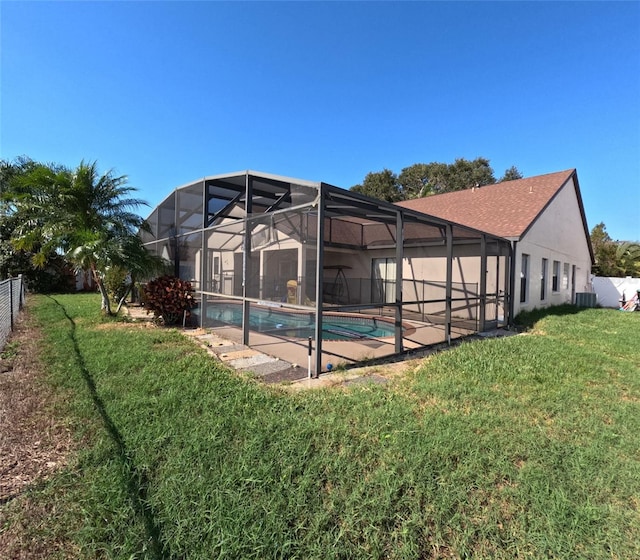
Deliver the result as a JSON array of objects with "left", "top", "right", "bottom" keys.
[
  {"left": 513, "top": 303, "right": 588, "bottom": 330},
  {"left": 49, "top": 296, "right": 167, "bottom": 560}
]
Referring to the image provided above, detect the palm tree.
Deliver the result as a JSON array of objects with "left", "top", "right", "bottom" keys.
[
  {"left": 4, "top": 161, "right": 70, "bottom": 280},
  {"left": 616, "top": 242, "right": 640, "bottom": 277},
  {"left": 12, "top": 160, "right": 165, "bottom": 313}
]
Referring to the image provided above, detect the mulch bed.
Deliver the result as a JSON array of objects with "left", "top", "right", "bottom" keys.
[{"left": 0, "top": 305, "right": 76, "bottom": 558}]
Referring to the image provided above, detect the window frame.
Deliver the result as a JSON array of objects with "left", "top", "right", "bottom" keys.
[
  {"left": 520, "top": 253, "right": 530, "bottom": 304},
  {"left": 562, "top": 262, "right": 570, "bottom": 290},
  {"left": 552, "top": 260, "right": 560, "bottom": 292}
]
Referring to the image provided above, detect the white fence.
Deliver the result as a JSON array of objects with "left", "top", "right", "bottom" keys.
[
  {"left": 592, "top": 276, "right": 640, "bottom": 308},
  {"left": 0, "top": 275, "right": 26, "bottom": 351}
]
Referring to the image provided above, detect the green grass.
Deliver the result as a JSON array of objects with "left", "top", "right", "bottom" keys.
[{"left": 4, "top": 293, "right": 640, "bottom": 559}]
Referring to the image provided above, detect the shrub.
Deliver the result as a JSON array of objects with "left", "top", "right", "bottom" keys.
[{"left": 142, "top": 275, "right": 196, "bottom": 325}]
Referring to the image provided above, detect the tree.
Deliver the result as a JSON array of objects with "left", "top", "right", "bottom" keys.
[
  {"left": 616, "top": 241, "right": 640, "bottom": 277},
  {"left": 398, "top": 158, "right": 497, "bottom": 198},
  {"left": 350, "top": 169, "right": 401, "bottom": 202},
  {"left": 444, "top": 157, "right": 496, "bottom": 193},
  {"left": 107, "top": 233, "right": 168, "bottom": 313},
  {"left": 0, "top": 157, "right": 74, "bottom": 290},
  {"left": 355, "top": 157, "right": 505, "bottom": 202},
  {"left": 398, "top": 162, "right": 449, "bottom": 198},
  {"left": 590, "top": 223, "right": 640, "bottom": 277},
  {"left": 11, "top": 160, "right": 163, "bottom": 314},
  {"left": 590, "top": 222, "right": 621, "bottom": 277},
  {"left": 499, "top": 166, "right": 524, "bottom": 182},
  {"left": 1, "top": 156, "right": 37, "bottom": 198}
]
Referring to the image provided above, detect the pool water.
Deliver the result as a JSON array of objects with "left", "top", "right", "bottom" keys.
[{"left": 206, "top": 303, "right": 398, "bottom": 341}]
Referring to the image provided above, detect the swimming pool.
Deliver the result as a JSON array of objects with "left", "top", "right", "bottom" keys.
[{"left": 206, "top": 303, "right": 399, "bottom": 341}]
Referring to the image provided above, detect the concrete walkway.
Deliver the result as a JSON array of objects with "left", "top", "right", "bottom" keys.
[
  {"left": 182, "top": 329, "right": 309, "bottom": 383},
  {"left": 125, "top": 305, "right": 310, "bottom": 383}
]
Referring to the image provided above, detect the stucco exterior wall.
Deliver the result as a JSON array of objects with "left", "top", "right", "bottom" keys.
[{"left": 514, "top": 177, "right": 592, "bottom": 315}]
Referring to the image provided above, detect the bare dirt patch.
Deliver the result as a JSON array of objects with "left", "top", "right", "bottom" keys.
[
  {"left": 0, "top": 305, "right": 76, "bottom": 558},
  {"left": 91, "top": 304, "right": 157, "bottom": 331}
]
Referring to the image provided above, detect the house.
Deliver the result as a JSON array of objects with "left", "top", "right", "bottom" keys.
[
  {"left": 397, "top": 169, "right": 595, "bottom": 317},
  {"left": 140, "top": 171, "right": 513, "bottom": 374}
]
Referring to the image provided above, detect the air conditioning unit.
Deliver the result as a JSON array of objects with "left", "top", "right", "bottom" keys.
[{"left": 575, "top": 292, "right": 597, "bottom": 308}]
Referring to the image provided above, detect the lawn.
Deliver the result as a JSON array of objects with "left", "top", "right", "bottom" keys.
[{"left": 2, "top": 293, "right": 639, "bottom": 559}]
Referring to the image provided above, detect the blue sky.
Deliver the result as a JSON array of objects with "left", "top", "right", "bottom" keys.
[{"left": 2, "top": 1, "right": 639, "bottom": 241}]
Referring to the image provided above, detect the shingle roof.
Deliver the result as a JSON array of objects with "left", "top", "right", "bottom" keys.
[{"left": 396, "top": 169, "right": 577, "bottom": 239}]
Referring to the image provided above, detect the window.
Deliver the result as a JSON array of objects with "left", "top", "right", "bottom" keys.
[
  {"left": 552, "top": 260, "right": 560, "bottom": 292},
  {"left": 520, "top": 254, "right": 529, "bottom": 303},
  {"left": 541, "top": 258, "right": 548, "bottom": 301},
  {"left": 562, "top": 263, "right": 569, "bottom": 290}
]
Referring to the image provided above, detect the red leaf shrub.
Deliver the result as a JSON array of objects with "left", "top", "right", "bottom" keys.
[{"left": 142, "top": 275, "right": 196, "bottom": 325}]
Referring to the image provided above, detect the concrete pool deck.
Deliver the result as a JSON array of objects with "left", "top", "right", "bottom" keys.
[
  {"left": 182, "top": 327, "right": 424, "bottom": 388},
  {"left": 125, "top": 304, "right": 516, "bottom": 389},
  {"left": 202, "top": 318, "right": 474, "bottom": 373}
]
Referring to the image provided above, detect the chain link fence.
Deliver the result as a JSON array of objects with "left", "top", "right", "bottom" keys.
[{"left": 0, "top": 275, "right": 26, "bottom": 352}]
